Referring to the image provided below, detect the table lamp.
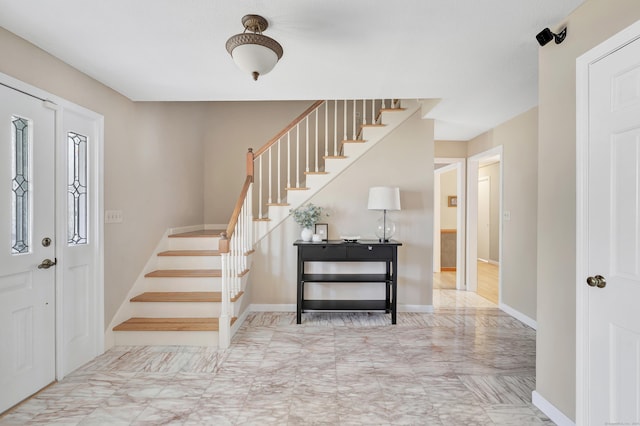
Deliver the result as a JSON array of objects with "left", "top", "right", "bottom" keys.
[{"left": 367, "top": 186, "right": 401, "bottom": 242}]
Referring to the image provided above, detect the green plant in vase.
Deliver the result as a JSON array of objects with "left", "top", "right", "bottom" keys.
[{"left": 291, "top": 203, "right": 324, "bottom": 241}]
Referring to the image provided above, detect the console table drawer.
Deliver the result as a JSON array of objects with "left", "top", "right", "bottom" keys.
[
  {"left": 300, "top": 245, "right": 347, "bottom": 260},
  {"left": 347, "top": 245, "right": 393, "bottom": 260}
]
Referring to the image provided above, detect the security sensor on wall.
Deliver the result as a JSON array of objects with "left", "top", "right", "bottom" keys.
[{"left": 536, "top": 27, "right": 567, "bottom": 46}]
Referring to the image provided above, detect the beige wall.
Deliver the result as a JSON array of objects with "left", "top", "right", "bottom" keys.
[
  {"left": 536, "top": 1, "right": 640, "bottom": 420},
  {"left": 0, "top": 28, "right": 206, "bottom": 326},
  {"left": 434, "top": 140, "right": 467, "bottom": 158},
  {"left": 203, "top": 101, "right": 313, "bottom": 223},
  {"left": 250, "top": 111, "right": 434, "bottom": 307},
  {"left": 439, "top": 169, "right": 457, "bottom": 230},
  {"left": 468, "top": 108, "right": 538, "bottom": 321}
]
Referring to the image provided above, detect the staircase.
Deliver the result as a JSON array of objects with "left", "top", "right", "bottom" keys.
[
  {"left": 111, "top": 228, "right": 247, "bottom": 346},
  {"left": 109, "top": 99, "right": 420, "bottom": 349}
]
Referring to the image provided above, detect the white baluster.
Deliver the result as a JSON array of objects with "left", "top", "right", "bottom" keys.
[
  {"left": 305, "top": 117, "right": 309, "bottom": 173},
  {"left": 315, "top": 109, "right": 319, "bottom": 172},
  {"left": 362, "top": 99, "right": 367, "bottom": 126},
  {"left": 334, "top": 100, "right": 338, "bottom": 156},
  {"left": 287, "top": 133, "right": 291, "bottom": 189},
  {"left": 352, "top": 100, "right": 356, "bottom": 140},
  {"left": 277, "top": 138, "right": 281, "bottom": 203},
  {"left": 343, "top": 99, "right": 347, "bottom": 143},
  {"left": 372, "top": 99, "right": 376, "bottom": 124},
  {"left": 296, "top": 124, "right": 300, "bottom": 188},
  {"left": 268, "top": 148, "right": 272, "bottom": 204},
  {"left": 258, "top": 155, "right": 263, "bottom": 218},
  {"left": 325, "top": 102, "right": 329, "bottom": 158}
]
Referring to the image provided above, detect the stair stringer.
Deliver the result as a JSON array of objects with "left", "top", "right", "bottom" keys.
[{"left": 254, "top": 99, "right": 421, "bottom": 241}]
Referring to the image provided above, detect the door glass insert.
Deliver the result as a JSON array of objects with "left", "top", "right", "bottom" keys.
[
  {"left": 67, "top": 132, "right": 88, "bottom": 245},
  {"left": 11, "top": 116, "right": 31, "bottom": 255}
]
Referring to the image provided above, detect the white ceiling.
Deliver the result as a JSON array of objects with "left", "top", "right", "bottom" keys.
[{"left": 0, "top": 0, "right": 583, "bottom": 140}]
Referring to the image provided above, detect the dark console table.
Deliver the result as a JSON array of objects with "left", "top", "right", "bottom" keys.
[{"left": 294, "top": 240, "right": 402, "bottom": 324}]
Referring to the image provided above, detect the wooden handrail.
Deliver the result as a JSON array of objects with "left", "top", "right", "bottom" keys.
[
  {"left": 252, "top": 100, "right": 324, "bottom": 158},
  {"left": 220, "top": 175, "right": 253, "bottom": 254}
]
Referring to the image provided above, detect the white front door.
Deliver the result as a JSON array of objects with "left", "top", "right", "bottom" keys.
[
  {"left": 59, "top": 108, "right": 101, "bottom": 375},
  {"left": 0, "top": 85, "right": 56, "bottom": 412},
  {"left": 580, "top": 34, "right": 640, "bottom": 424}
]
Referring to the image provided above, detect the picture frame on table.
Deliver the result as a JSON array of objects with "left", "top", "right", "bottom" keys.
[{"left": 314, "top": 223, "right": 328, "bottom": 241}]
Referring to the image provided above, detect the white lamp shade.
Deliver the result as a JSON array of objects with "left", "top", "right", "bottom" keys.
[
  {"left": 368, "top": 187, "right": 401, "bottom": 211},
  {"left": 231, "top": 43, "right": 279, "bottom": 77}
]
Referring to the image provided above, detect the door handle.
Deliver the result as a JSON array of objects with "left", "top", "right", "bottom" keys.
[
  {"left": 586, "top": 275, "right": 606, "bottom": 288},
  {"left": 37, "top": 258, "right": 57, "bottom": 269}
]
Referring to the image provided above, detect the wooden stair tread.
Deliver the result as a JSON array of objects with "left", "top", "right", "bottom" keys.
[
  {"left": 304, "top": 171, "right": 329, "bottom": 175},
  {"left": 266, "top": 203, "right": 290, "bottom": 206},
  {"left": 323, "top": 155, "right": 347, "bottom": 159},
  {"left": 158, "top": 250, "right": 220, "bottom": 257},
  {"left": 131, "top": 291, "right": 244, "bottom": 303},
  {"left": 341, "top": 139, "right": 366, "bottom": 143},
  {"left": 360, "top": 124, "right": 386, "bottom": 128},
  {"left": 286, "top": 187, "right": 310, "bottom": 191},
  {"left": 113, "top": 316, "right": 238, "bottom": 332},
  {"left": 145, "top": 269, "right": 222, "bottom": 278},
  {"left": 169, "top": 229, "right": 224, "bottom": 238}
]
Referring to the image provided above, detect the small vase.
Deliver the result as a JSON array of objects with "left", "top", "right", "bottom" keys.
[{"left": 301, "top": 227, "right": 313, "bottom": 242}]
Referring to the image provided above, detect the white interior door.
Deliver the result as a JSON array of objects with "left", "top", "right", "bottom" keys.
[
  {"left": 582, "top": 35, "right": 640, "bottom": 424},
  {"left": 477, "top": 176, "right": 490, "bottom": 261},
  {"left": 0, "top": 85, "right": 56, "bottom": 412}
]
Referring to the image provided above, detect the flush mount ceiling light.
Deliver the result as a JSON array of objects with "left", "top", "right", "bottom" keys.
[{"left": 226, "top": 14, "right": 283, "bottom": 81}]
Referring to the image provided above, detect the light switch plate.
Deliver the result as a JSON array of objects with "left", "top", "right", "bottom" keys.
[{"left": 105, "top": 210, "right": 123, "bottom": 223}]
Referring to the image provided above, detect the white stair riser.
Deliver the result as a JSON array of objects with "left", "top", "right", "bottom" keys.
[
  {"left": 167, "top": 237, "right": 220, "bottom": 251},
  {"left": 157, "top": 256, "right": 221, "bottom": 270},
  {"left": 130, "top": 301, "right": 222, "bottom": 317},
  {"left": 113, "top": 330, "right": 219, "bottom": 347},
  {"left": 143, "top": 277, "right": 222, "bottom": 292}
]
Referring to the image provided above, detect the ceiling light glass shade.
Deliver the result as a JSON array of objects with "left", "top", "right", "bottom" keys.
[
  {"left": 226, "top": 15, "right": 283, "bottom": 81},
  {"left": 227, "top": 37, "right": 281, "bottom": 80}
]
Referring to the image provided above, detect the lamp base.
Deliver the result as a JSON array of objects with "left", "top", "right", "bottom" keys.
[{"left": 375, "top": 212, "right": 395, "bottom": 242}]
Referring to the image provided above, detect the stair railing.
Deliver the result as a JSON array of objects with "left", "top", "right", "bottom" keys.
[
  {"left": 218, "top": 162, "right": 253, "bottom": 349},
  {"left": 251, "top": 99, "right": 399, "bottom": 221}
]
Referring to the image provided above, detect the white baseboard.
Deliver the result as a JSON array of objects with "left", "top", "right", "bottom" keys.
[
  {"left": 250, "top": 304, "right": 296, "bottom": 312},
  {"left": 399, "top": 304, "right": 434, "bottom": 313},
  {"left": 532, "top": 391, "right": 575, "bottom": 426},
  {"left": 499, "top": 302, "right": 537, "bottom": 330},
  {"left": 231, "top": 308, "right": 252, "bottom": 335},
  {"left": 488, "top": 259, "right": 499, "bottom": 266},
  {"left": 249, "top": 304, "right": 434, "bottom": 313}
]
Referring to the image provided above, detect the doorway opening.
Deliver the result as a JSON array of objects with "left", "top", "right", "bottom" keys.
[
  {"left": 433, "top": 158, "right": 465, "bottom": 292},
  {"left": 466, "top": 147, "right": 502, "bottom": 305}
]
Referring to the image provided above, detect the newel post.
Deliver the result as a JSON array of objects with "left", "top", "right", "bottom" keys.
[
  {"left": 246, "top": 148, "right": 254, "bottom": 182},
  {"left": 218, "top": 231, "right": 230, "bottom": 349}
]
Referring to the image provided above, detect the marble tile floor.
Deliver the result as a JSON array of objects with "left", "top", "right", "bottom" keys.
[{"left": 1, "top": 291, "right": 551, "bottom": 425}]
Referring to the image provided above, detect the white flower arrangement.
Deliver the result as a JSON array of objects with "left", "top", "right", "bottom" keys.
[{"left": 290, "top": 203, "right": 325, "bottom": 229}]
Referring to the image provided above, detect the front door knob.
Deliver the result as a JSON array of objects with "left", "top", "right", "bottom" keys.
[
  {"left": 38, "top": 258, "right": 57, "bottom": 269},
  {"left": 586, "top": 275, "right": 606, "bottom": 288}
]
